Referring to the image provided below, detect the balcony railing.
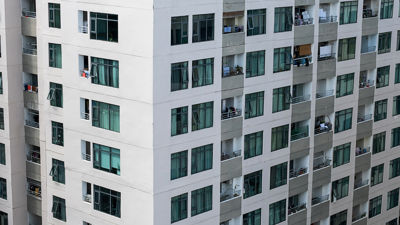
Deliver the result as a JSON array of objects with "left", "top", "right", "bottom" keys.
[
  {"left": 313, "top": 156, "right": 331, "bottom": 170},
  {"left": 378, "top": 47, "right": 391, "bottom": 54},
  {"left": 288, "top": 202, "right": 307, "bottom": 215},
  {"left": 316, "top": 89, "right": 334, "bottom": 99},
  {"left": 221, "top": 109, "right": 242, "bottom": 120},
  {"left": 361, "top": 46, "right": 376, "bottom": 54},
  {"left": 220, "top": 187, "right": 241, "bottom": 202},
  {"left": 27, "top": 184, "right": 41, "bottom": 198},
  {"left": 355, "top": 146, "right": 370, "bottom": 156},
  {"left": 222, "top": 66, "right": 244, "bottom": 77},
  {"left": 293, "top": 55, "right": 312, "bottom": 67},
  {"left": 352, "top": 212, "right": 367, "bottom": 222},
  {"left": 294, "top": 17, "right": 313, "bottom": 26},
  {"left": 312, "top": 194, "right": 329, "bottom": 205},
  {"left": 23, "top": 47, "right": 37, "bottom": 55},
  {"left": 357, "top": 114, "right": 372, "bottom": 123},
  {"left": 82, "top": 194, "right": 92, "bottom": 203},
  {"left": 289, "top": 167, "right": 308, "bottom": 178},
  {"left": 314, "top": 123, "right": 332, "bottom": 135},
  {"left": 363, "top": 9, "right": 378, "bottom": 18},
  {"left": 79, "top": 26, "right": 88, "bottom": 34},
  {"left": 24, "top": 84, "right": 38, "bottom": 93},
  {"left": 354, "top": 179, "right": 369, "bottom": 189},
  {"left": 359, "top": 80, "right": 374, "bottom": 89},
  {"left": 221, "top": 150, "right": 241, "bottom": 161},
  {"left": 291, "top": 126, "right": 309, "bottom": 141},
  {"left": 81, "top": 153, "right": 91, "bottom": 161},
  {"left": 223, "top": 25, "right": 244, "bottom": 34},
  {"left": 291, "top": 94, "right": 311, "bottom": 104},
  {"left": 318, "top": 52, "right": 336, "bottom": 61},
  {"left": 22, "top": 9, "right": 36, "bottom": 18},
  {"left": 81, "top": 112, "right": 90, "bottom": 120},
  {"left": 25, "top": 119, "right": 39, "bottom": 128},
  {"left": 27, "top": 151, "right": 40, "bottom": 164},
  {"left": 319, "top": 16, "right": 338, "bottom": 23}
]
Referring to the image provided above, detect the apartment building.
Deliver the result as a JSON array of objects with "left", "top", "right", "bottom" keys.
[{"left": 0, "top": 0, "right": 399, "bottom": 224}]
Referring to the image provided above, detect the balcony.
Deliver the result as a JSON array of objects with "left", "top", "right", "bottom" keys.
[
  {"left": 311, "top": 195, "right": 329, "bottom": 223},
  {"left": 289, "top": 203, "right": 306, "bottom": 216},
  {"left": 319, "top": 16, "right": 337, "bottom": 23},
  {"left": 27, "top": 147, "right": 40, "bottom": 164},
  {"left": 222, "top": 13, "right": 245, "bottom": 55},
  {"left": 288, "top": 204, "right": 307, "bottom": 225},
  {"left": 353, "top": 182, "right": 369, "bottom": 205},
  {"left": 319, "top": 18, "right": 338, "bottom": 42},
  {"left": 362, "top": 11, "right": 378, "bottom": 36},
  {"left": 27, "top": 178, "right": 41, "bottom": 198},
  {"left": 221, "top": 156, "right": 242, "bottom": 181},
  {"left": 293, "top": 56, "right": 313, "bottom": 84},
  {"left": 223, "top": 0, "right": 245, "bottom": 12},
  {"left": 82, "top": 193, "right": 92, "bottom": 203},
  {"left": 221, "top": 109, "right": 242, "bottom": 120},
  {"left": 317, "top": 57, "right": 336, "bottom": 79},
  {"left": 352, "top": 214, "right": 367, "bottom": 225},
  {"left": 220, "top": 195, "right": 242, "bottom": 222},
  {"left": 290, "top": 167, "right": 308, "bottom": 179},
  {"left": 221, "top": 150, "right": 241, "bottom": 161},
  {"left": 359, "top": 84, "right": 375, "bottom": 105},
  {"left": 357, "top": 114, "right": 372, "bottom": 123},
  {"left": 354, "top": 179, "right": 369, "bottom": 189},
  {"left": 355, "top": 147, "right": 371, "bottom": 172},
  {"left": 21, "top": 10, "right": 37, "bottom": 37},
  {"left": 22, "top": 46, "right": 38, "bottom": 74},
  {"left": 26, "top": 160, "right": 41, "bottom": 181},
  {"left": 291, "top": 94, "right": 311, "bottom": 105},
  {"left": 79, "top": 25, "right": 88, "bottom": 34},
  {"left": 313, "top": 156, "right": 331, "bottom": 171},
  {"left": 221, "top": 178, "right": 242, "bottom": 202},
  {"left": 291, "top": 125, "right": 309, "bottom": 142},
  {"left": 312, "top": 194, "right": 329, "bottom": 206},
  {"left": 27, "top": 194, "right": 41, "bottom": 217},
  {"left": 360, "top": 51, "right": 376, "bottom": 71}
]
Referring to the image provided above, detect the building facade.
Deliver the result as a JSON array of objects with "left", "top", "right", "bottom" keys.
[{"left": 0, "top": 0, "right": 399, "bottom": 224}]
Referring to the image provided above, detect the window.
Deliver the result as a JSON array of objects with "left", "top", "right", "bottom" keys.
[
  {"left": 397, "top": 31, "right": 400, "bottom": 51},
  {"left": 94, "top": 185, "right": 121, "bottom": 217},
  {"left": 369, "top": 195, "right": 382, "bottom": 218},
  {"left": 333, "top": 142, "right": 350, "bottom": 167},
  {"left": 269, "top": 199, "right": 286, "bottom": 225},
  {"left": 332, "top": 176, "right": 349, "bottom": 201},
  {"left": 91, "top": 57, "right": 119, "bottom": 88},
  {"left": 380, "top": 0, "right": 394, "bottom": 19},
  {"left": 274, "top": 7, "right": 293, "bottom": 33},
  {"left": 244, "top": 131, "right": 263, "bottom": 159},
  {"left": 0, "top": 143, "right": 5, "bottom": 165},
  {"left": 0, "top": 73, "right": 3, "bottom": 94},
  {"left": 273, "top": 47, "right": 291, "bottom": 73},
  {"left": 270, "top": 162, "right": 287, "bottom": 189},
  {"left": 49, "top": 82, "right": 62, "bottom": 108},
  {"left": 243, "top": 170, "right": 262, "bottom": 199},
  {"left": 246, "top": 50, "right": 265, "bottom": 78},
  {"left": 377, "top": 66, "right": 390, "bottom": 88},
  {"left": 373, "top": 132, "right": 386, "bottom": 154},
  {"left": 49, "top": 43, "right": 62, "bottom": 68},
  {"left": 334, "top": 108, "right": 352, "bottom": 133},
  {"left": 192, "top": 14, "right": 214, "bottom": 43},
  {"left": 192, "top": 58, "right": 213, "bottom": 88},
  {"left": 92, "top": 100, "right": 120, "bottom": 132},
  {"left": 243, "top": 208, "right": 261, "bottom": 225},
  {"left": 171, "top": 193, "right": 188, "bottom": 223},
  {"left": 171, "top": 16, "right": 188, "bottom": 46},
  {"left": 192, "top": 102, "right": 213, "bottom": 131},
  {"left": 247, "top": 9, "right": 266, "bottom": 36},
  {"left": 387, "top": 188, "right": 399, "bottom": 209},
  {"left": 51, "top": 121, "right": 63, "bottom": 146},
  {"left": 330, "top": 210, "right": 347, "bottom": 225},
  {"left": 245, "top": 91, "right": 264, "bottom": 119},
  {"left": 52, "top": 196, "right": 66, "bottom": 221},
  {"left": 93, "top": 143, "right": 120, "bottom": 175},
  {"left": 396, "top": 64, "right": 400, "bottom": 83},
  {"left": 374, "top": 99, "right": 388, "bottom": 121},
  {"left": 191, "top": 185, "right": 212, "bottom": 216},
  {"left": 339, "top": 1, "right": 358, "bottom": 24},
  {"left": 171, "top": 151, "right": 187, "bottom": 180},
  {"left": 0, "top": 109, "right": 3, "bottom": 130},
  {"left": 389, "top": 157, "right": 400, "bottom": 178},
  {"left": 171, "top": 106, "right": 188, "bottom": 136},
  {"left": 272, "top": 86, "right": 290, "bottom": 113},
  {"left": 171, "top": 61, "right": 188, "bottom": 91},
  {"left": 271, "top": 124, "right": 289, "bottom": 151},
  {"left": 90, "top": 12, "right": 118, "bottom": 42},
  {"left": 338, "top": 37, "right": 356, "bottom": 61},
  {"left": 50, "top": 159, "right": 65, "bottom": 184},
  {"left": 0, "top": 211, "right": 7, "bottom": 225},
  {"left": 394, "top": 96, "right": 400, "bottom": 116},
  {"left": 336, "top": 73, "right": 354, "bottom": 97},
  {"left": 191, "top": 144, "right": 213, "bottom": 174},
  {"left": 387, "top": 219, "right": 398, "bottom": 225},
  {"left": 0, "top": 178, "right": 6, "bottom": 200},
  {"left": 391, "top": 127, "right": 400, "bottom": 148},
  {"left": 48, "top": 3, "right": 61, "bottom": 28},
  {"left": 378, "top": 32, "right": 392, "bottom": 54},
  {"left": 371, "top": 164, "right": 384, "bottom": 186}
]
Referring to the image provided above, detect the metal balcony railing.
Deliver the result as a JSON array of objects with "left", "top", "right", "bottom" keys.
[
  {"left": 316, "top": 89, "right": 334, "bottom": 99},
  {"left": 312, "top": 194, "right": 329, "bottom": 205},
  {"left": 220, "top": 187, "right": 241, "bottom": 202},
  {"left": 359, "top": 80, "right": 374, "bottom": 89},
  {"left": 81, "top": 153, "right": 91, "bottom": 161},
  {"left": 81, "top": 112, "right": 90, "bottom": 120},
  {"left": 293, "top": 55, "right": 312, "bottom": 67},
  {"left": 289, "top": 167, "right": 308, "bottom": 178},
  {"left": 25, "top": 119, "right": 39, "bottom": 128},
  {"left": 352, "top": 212, "right": 367, "bottom": 222},
  {"left": 222, "top": 66, "right": 244, "bottom": 77},
  {"left": 319, "top": 16, "right": 338, "bottom": 23},
  {"left": 314, "top": 124, "right": 332, "bottom": 135},
  {"left": 22, "top": 9, "right": 36, "bottom": 18},
  {"left": 291, "top": 95, "right": 311, "bottom": 104},
  {"left": 79, "top": 26, "right": 88, "bottom": 34},
  {"left": 221, "top": 150, "right": 241, "bottom": 161},
  {"left": 288, "top": 202, "right": 307, "bottom": 215},
  {"left": 294, "top": 17, "right": 313, "bottom": 26},
  {"left": 221, "top": 109, "right": 242, "bottom": 120},
  {"left": 355, "top": 147, "right": 370, "bottom": 156},
  {"left": 318, "top": 52, "right": 336, "bottom": 61},
  {"left": 354, "top": 179, "right": 369, "bottom": 189},
  {"left": 313, "top": 156, "right": 331, "bottom": 170},
  {"left": 291, "top": 126, "right": 309, "bottom": 141},
  {"left": 361, "top": 45, "right": 376, "bottom": 54},
  {"left": 23, "top": 47, "right": 37, "bottom": 55},
  {"left": 357, "top": 114, "right": 372, "bottom": 123},
  {"left": 363, "top": 9, "right": 378, "bottom": 18},
  {"left": 223, "top": 25, "right": 244, "bottom": 34},
  {"left": 27, "top": 151, "right": 40, "bottom": 164}
]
